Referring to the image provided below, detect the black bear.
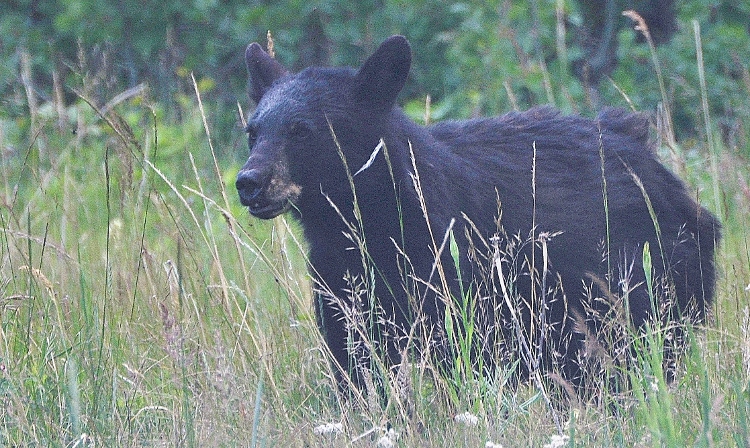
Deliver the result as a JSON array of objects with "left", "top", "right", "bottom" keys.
[{"left": 236, "top": 35, "right": 720, "bottom": 396}]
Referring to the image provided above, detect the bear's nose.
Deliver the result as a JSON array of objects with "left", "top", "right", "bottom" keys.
[{"left": 235, "top": 169, "right": 263, "bottom": 206}]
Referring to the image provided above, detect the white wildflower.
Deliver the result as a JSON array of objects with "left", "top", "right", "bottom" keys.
[
  {"left": 543, "top": 434, "right": 569, "bottom": 448},
  {"left": 454, "top": 411, "right": 479, "bottom": 426},
  {"left": 376, "top": 426, "right": 399, "bottom": 448},
  {"left": 313, "top": 422, "right": 344, "bottom": 436},
  {"left": 376, "top": 435, "right": 395, "bottom": 448},
  {"left": 485, "top": 441, "right": 503, "bottom": 448},
  {"left": 70, "top": 433, "right": 94, "bottom": 448}
]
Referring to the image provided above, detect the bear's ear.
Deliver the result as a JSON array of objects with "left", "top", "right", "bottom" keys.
[
  {"left": 353, "top": 35, "right": 411, "bottom": 111},
  {"left": 245, "top": 42, "right": 289, "bottom": 104}
]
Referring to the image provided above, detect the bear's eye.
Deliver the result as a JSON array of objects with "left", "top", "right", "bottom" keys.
[
  {"left": 245, "top": 124, "right": 258, "bottom": 147},
  {"left": 289, "top": 121, "right": 313, "bottom": 141}
]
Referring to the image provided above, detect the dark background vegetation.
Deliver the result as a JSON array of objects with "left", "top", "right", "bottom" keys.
[{"left": 2, "top": 0, "right": 749, "bottom": 156}]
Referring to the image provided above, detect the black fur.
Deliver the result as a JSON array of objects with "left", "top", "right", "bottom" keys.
[{"left": 236, "top": 36, "right": 720, "bottom": 395}]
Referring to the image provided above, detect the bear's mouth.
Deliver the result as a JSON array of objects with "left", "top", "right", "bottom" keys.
[
  {"left": 236, "top": 168, "right": 301, "bottom": 220},
  {"left": 248, "top": 199, "right": 292, "bottom": 219}
]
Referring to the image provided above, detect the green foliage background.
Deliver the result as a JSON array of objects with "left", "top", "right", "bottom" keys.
[{"left": 2, "top": 0, "right": 749, "bottom": 148}]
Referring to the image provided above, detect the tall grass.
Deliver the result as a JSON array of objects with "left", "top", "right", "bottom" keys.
[{"left": 1, "top": 30, "right": 750, "bottom": 448}]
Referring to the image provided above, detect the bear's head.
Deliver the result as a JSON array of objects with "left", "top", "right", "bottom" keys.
[{"left": 236, "top": 36, "right": 411, "bottom": 219}]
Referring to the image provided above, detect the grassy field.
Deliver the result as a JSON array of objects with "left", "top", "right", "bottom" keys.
[{"left": 2, "top": 49, "right": 750, "bottom": 448}]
